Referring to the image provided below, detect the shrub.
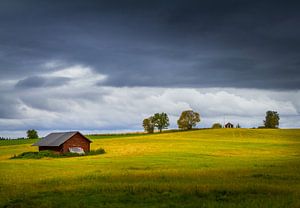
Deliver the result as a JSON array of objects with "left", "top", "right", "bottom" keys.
[
  {"left": 11, "top": 148, "right": 105, "bottom": 159},
  {"left": 62, "top": 152, "right": 83, "bottom": 157},
  {"left": 86, "top": 148, "right": 106, "bottom": 155},
  {"left": 212, "top": 123, "right": 222, "bottom": 129},
  {"left": 11, "top": 150, "right": 59, "bottom": 159}
]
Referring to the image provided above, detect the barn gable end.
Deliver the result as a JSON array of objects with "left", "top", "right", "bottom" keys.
[{"left": 62, "top": 133, "right": 91, "bottom": 153}]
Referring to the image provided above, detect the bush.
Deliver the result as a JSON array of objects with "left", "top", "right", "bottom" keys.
[
  {"left": 11, "top": 150, "right": 59, "bottom": 159},
  {"left": 62, "top": 152, "right": 83, "bottom": 157},
  {"left": 11, "top": 148, "right": 106, "bottom": 159},
  {"left": 212, "top": 123, "right": 222, "bottom": 129},
  {"left": 86, "top": 148, "right": 106, "bottom": 155}
]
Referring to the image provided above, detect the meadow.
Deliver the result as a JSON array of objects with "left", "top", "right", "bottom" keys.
[{"left": 0, "top": 129, "right": 300, "bottom": 208}]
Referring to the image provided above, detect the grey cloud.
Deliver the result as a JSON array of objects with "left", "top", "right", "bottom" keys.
[
  {"left": 15, "top": 76, "right": 70, "bottom": 89},
  {"left": 0, "top": 96, "right": 21, "bottom": 119},
  {"left": 0, "top": 86, "right": 299, "bottom": 137}
]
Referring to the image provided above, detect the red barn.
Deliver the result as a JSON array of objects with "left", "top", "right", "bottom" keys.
[{"left": 33, "top": 131, "right": 92, "bottom": 154}]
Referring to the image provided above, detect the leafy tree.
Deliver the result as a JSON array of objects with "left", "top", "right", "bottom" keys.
[
  {"left": 236, "top": 123, "right": 241, "bottom": 128},
  {"left": 143, "top": 116, "right": 155, "bottom": 133},
  {"left": 264, "top": 111, "right": 280, "bottom": 128},
  {"left": 153, "top": 112, "right": 169, "bottom": 133},
  {"left": 27, "top": 129, "right": 39, "bottom": 139},
  {"left": 212, "top": 123, "right": 222, "bottom": 129},
  {"left": 177, "top": 110, "right": 200, "bottom": 130}
]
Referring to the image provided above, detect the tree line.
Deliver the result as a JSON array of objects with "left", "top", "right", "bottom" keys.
[
  {"left": 142, "top": 110, "right": 280, "bottom": 133},
  {"left": 0, "top": 129, "right": 39, "bottom": 140},
  {"left": 5, "top": 111, "right": 280, "bottom": 139}
]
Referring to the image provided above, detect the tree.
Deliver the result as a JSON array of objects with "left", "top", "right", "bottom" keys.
[
  {"left": 143, "top": 116, "right": 155, "bottom": 133},
  {"left": 153, "top": 112, "right": 169, "bottom": 133},
  {"left": 212, "top": 123, "right": 222, "bottom": 129},
  {"left": 236, "top": 123, "right": 241, "bottom": 128},
  {"left": 177, "top": 110, "right": 200, "bottom": 130},
  {"left": 27, "top": 129, "right": 38, "bottom": 139},
  {"left": 264, "top": 111, "right": 280, "bottom": 128}
]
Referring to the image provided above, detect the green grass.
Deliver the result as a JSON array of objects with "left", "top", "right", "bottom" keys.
[
  {"left": 0, "top": 129, "right": 300, "bottom": 207},
  {"left": 0, "top": 138, "right": 38, "bottom": 146},
  {"left": 11, "top": 148, "right": 106, "bottom": 159}
]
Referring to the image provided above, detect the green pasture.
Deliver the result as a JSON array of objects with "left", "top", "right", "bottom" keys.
[
  {"left": 0, "top": 138, "right": 38, "bottom": 146},
  {"left": 0, "top": 129, "right": 300, "bottom": 207}
]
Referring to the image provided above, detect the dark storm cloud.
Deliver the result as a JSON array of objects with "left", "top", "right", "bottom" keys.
[{"left": 0, "top": 0, "right": 300, "bottom": 89}]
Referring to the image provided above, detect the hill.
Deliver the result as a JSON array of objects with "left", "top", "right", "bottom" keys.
[{"left": 0, "top": 129, "right": 300, "bottom": 207}]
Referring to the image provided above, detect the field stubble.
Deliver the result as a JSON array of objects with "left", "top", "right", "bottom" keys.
[{"left": 0, "top": 129, "right": 300, "bottom": 207}]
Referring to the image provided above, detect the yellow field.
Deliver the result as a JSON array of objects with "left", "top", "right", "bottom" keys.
[{"left": 0, "top": 129, "right": 300, "bottom": 207}]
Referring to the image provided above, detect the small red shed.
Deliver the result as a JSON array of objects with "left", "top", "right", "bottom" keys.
[{"left": 33, "top": 131, "right": 92, "bottom": 154}]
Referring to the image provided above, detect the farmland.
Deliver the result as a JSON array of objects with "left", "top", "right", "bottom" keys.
[{"left": 0, "top": 129, "right": 300, "bottom": 207}]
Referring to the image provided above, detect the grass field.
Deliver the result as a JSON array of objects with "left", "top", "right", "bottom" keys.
[{"left": 0, "top": 129, "right": 300, "bottom": 208}]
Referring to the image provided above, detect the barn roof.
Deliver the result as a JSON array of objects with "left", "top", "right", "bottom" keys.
[{"left": 32, "top": 131, "right": 92, "bottom": 147}]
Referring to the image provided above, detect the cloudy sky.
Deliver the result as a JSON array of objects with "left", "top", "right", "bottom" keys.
[{"left": 1, "top": 0, "right": 300, "bottom": 137}]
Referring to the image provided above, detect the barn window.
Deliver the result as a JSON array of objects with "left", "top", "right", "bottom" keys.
[{"left": 69, "top": 147, "right": 85, "bottom": 154}]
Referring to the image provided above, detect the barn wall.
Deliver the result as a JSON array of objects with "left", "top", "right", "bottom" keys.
[
  {"left": 39, "top": 146, "right": 62, "bottom": 154},
  {"left": 62, "top": 133, "right": 90, "bottom": 153}
]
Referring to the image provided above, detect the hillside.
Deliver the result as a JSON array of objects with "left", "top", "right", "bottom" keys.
[{"left": 0, "top": 129, "right": 300, "bottom": 207}]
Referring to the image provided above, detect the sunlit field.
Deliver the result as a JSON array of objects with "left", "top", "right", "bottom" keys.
[{"left": 0, "top": 129, "right": 300, "bottom": 208}]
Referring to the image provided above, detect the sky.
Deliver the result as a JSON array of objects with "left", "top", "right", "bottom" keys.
[{"left": 0, "top": 0, "right": 300, "bottom": 138}]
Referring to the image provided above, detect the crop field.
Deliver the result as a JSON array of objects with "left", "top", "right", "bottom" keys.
[{"left": 0, "top": 129, "right": 300, "bottom": 208}]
